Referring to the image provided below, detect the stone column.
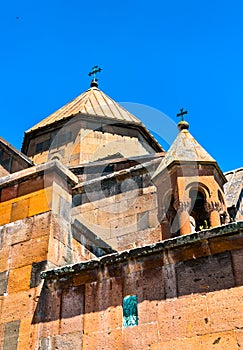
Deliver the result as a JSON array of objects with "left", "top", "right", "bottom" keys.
[
  {"left": 176, "top": 201, "right": 191, "bottom": 236},
  {"left": 206, "top": 202, "right": 221, "bottom": 228}
]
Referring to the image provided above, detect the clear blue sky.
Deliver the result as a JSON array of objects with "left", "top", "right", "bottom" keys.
[{"left": 0, "top": 0, "right": 242, "bottom": 172}]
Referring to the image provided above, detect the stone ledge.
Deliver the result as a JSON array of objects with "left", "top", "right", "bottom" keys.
[
  {"left": 73, "top": 157, "right": 163, "bottom": 194},
  {"left": 41, "top": 221, "right": 243, "bottom": 280},
  {"left": 0, "top": 159, "right": 78, "bottom": 189}
]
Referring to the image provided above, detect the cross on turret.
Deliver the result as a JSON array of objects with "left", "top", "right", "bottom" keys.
[
  {"left": 176, "top": 108, "right": 188, "bottom": 121},
  {"left": 88, "top": 66, "right": 102, "bottom": 86}
]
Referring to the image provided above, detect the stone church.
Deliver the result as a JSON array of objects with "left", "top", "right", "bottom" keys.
[{"left": 0, "top": 72, "right": 242, "bottom": 349}]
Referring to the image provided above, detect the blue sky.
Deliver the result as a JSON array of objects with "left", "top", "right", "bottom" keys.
[{"left": 0, "top": 0, "right": 242, "bottom": 172}]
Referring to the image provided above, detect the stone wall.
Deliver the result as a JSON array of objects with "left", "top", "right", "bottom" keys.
[
  {"left": 72, "top": 164, "right": 161, "bottom": 252},
  {"left": 37, "top": 222, "right": 243, "bottom": 350},
  {"left": 0, "top": 161, "right": 85, "bottom": 350},
  {"left": 26, "top": 119, "right": 156, "bottom": 166}
]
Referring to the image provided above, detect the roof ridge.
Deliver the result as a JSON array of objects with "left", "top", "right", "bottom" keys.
[{"left": 25, "top": 86, "right": 143, "bottom": 133}]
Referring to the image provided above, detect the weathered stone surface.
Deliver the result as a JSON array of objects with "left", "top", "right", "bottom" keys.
[
  {"left": 60, "top": 285, "right": 84, "bottom": 334},
  {"left": 8, "top": 265, "right": 31, "bottom": 293},
  {"left": 176, "top": 251, "right": 235, "bottom": 296},
  {"left": 0, "top": 271, "right": 8, "bottom": 295},
  {"left": 1, "top": 289, "right": 35, "bottom": 323},
  {"left": 30, "top": 261, "right": 48, "bottom": 288},
  {"left": 3, "top": 320, "right": 20, "bottom": 350},
  {"left": 231, "top": 248, "right": 243, "bottom": 286},
  {"left": 10, "top": 235, "right": 49, "bottom": 269}
]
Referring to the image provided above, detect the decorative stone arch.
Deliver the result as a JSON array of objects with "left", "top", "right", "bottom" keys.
[{"left": 185, "top": 182, "right": 211, "bottom": 201}]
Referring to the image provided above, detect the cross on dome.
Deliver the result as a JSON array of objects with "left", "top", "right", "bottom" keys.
[{"left": 88, "top": 65, "right": 102, "bottom": 87}]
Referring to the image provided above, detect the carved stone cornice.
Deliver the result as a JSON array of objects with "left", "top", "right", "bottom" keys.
[
  {"left": 205, "top": 201, "right": 221, "bottom": 213},
  {"left": 174, "top": 200, "right": 191, "bottom": 212}
]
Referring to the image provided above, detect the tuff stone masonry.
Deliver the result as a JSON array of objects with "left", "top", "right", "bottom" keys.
[{"left": 0, "top": 80, "right": 242, "bottom": 349}]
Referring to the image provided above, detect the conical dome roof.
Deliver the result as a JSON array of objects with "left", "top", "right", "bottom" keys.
[
  {"left": 26, "top": 86, "right": 142, "bottom": 133},
  {"left": 153, "top": 127, "right": 216, "bottom": 179}
]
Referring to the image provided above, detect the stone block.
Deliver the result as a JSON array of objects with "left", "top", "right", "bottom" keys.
[
  {"left": 0, "top": 323, "right": 4, "bottom": 349},
  {"left": 82, "top": 328, "right": 122, "bottom": 350},
  {"left": 3, "top": 320, "right": 20, "bottom": 350},
  {"left": 30, "top": 260, "right": 48, "bottom": 288},
  {"left": 1, "top": 289, "right": 35, "bottom": 323},
  {"left": 11, "top": 198, "right": 29, "bottom": 222},
  {"left": 28, "top": 189, "right": 51, "bottom": 217},
  {"left": 148, "top": 208, "right": 159, "bottom": 228},
  {"left": 8, "top": 265, "right": 32, "bottom": 293},
  {"left": 162, "top": 264, "right": 177, "bottom": 299},
  {"left": 47, "top": 236, "right": 70, "bottom": 266},
  {"left": 60, "top": 285, "right": 84, "bottom": 334},
  {"left": 53, "top": 332, "right": 83, "bottom": 350},
  {"left": 85, "top": 278, "right": 122, "bottom": 325},
  {"left": 31, "top": 212, "right": 51, "bottom": 240},
  {"left": 137, "top": 211, "right": 149, "bottom": 231},
  {"left": 231, "top": 248, "right": 243, "bottom": 286},
  {"left": 157, "top": 294, "right": 210, "bottom": 341},
  {"left": 10, "top": 236, "right": 49, "bottom": 269},
  {"left": 110, "top": 214, "right": 137, "bottom": 238},
  {"left": 5, "top": 218, "right": 32, "bottom": 246},
  {"left": 206, "top": 286, "right": 243, "bottom": 332},
  {"left": 0, "top": 227, "right": 3, "bottom": 249},
  {"left": 72, "top": 270, "right": 98, "bottom": 286},
  {"left": 1, "top": 184, "right": 18, "bottom": 202},
  {"left": 32, "top": 283, "right": 61, "bottom": 338},
  {"left": 0, "top": 248, "right": 10, "bottom": 272},
  {"left": 122, "top": 323, "right": 159, "bottom": 350},
  {"left": 209, "top": 233, "right": 243, "bottom": 255},
  {"left": 17, "top": 176, "right": 44, "bottom": 197},
  {"left": 17, "top": 317, "right": 33, "bottom": 350},
  {"left": 0, "top": 270, "right": 8, "bottom": 295},
  {"left": 0, "top": 203, "right": 11, "bottom": 226},
  {"left": 164, "top": 240, "right": 211, "bottom": 265},
  {"left": 124, "top": 266, "right": 164, "bottom": 303},
  {"left": 176, "top": 251, "right": 235, "bottom": 296},
  {"left": 84, "top": 306, "right": 122, "bottom": 334},
  {"left": 236, "top": 329, "right": 243, "bottom": 348}
]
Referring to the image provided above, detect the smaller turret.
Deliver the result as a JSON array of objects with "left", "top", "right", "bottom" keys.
[{"left": 153, "top": 112, "right": 229, "bottom": 239}]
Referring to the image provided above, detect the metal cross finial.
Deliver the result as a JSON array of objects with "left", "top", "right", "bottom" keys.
[
  {"left": 88, "top": 65, "right": 102, "bottom": 82},
  {"left": 176, "top": 108, "right": 188, "bottom": 121}
]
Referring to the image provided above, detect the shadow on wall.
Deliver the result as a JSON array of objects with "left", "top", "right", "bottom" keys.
[{"left": 32, "top": 248, "right": 239, "bottom": 324}]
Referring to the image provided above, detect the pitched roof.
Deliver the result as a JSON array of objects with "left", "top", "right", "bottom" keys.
[
  {"left": 224, "top": 167, "right": 243, "bottom": 208},
  {"left": 0, "top": 136, "right": 33, "bottom": 166},
  {"left": 152, "top": 127, "right": 215, "bottom": 179},
  {"left": 26, "top": 86, "right": 142, "bottom": 133}
]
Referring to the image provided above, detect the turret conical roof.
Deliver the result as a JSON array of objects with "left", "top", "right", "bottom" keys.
[{"left": 153, "top": 127, "right": 216, "bottom": 179}]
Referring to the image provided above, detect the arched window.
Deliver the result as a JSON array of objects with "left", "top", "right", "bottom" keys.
[{"left": 189, "top": 189, "right": 209, "bottom": 231}]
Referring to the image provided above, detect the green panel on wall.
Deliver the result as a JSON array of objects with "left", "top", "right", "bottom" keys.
[{"left": 123, "top": 295, "right": 138, "bottom": 327}]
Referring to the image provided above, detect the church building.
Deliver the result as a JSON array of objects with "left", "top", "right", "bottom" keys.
[{"left": 0, "top": 70, "right": 243, "bottom": 349}]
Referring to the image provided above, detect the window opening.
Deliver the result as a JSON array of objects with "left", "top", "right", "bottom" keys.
[{"left": 190, "top": 189, "right": 209, "bottom": 231}]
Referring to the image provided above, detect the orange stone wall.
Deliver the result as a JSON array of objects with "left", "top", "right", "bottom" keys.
[
  {"left": 0, "top": 163, "right": 85, "bottom": 350},
  {"left": 33, "top": 223, "right": 243, "bottom": 350}
]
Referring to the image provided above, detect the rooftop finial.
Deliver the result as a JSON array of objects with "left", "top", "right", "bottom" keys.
[
  {"left": 176, "top": 108, "right": 189, "bottom": 131},
  {"left": 88, "top": 65, "right": 102, "bottom": 87}
]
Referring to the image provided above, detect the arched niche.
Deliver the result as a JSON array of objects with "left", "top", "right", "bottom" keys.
[{"left": 189, "top": 188, "right": 209, "bottom": 231}]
